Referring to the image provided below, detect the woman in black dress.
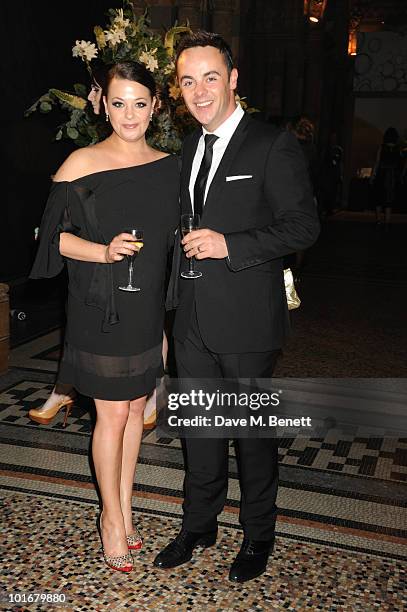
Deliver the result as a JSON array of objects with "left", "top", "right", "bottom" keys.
[{"left": 31, "top": 62, "right": 179, "bottom": 572}]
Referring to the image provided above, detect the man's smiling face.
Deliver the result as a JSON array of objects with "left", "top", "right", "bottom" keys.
[{"left": 177, "top": 45, "right": 238, "bottom": 132}]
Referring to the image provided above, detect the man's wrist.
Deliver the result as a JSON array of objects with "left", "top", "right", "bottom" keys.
[{"left": 104, "top": 245, "right": 113, "bottom": 264}]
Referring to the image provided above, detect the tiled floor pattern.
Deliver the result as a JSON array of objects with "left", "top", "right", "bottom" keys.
[
  {"left": 1, "top": 378, "right": 406, "bottom": 482},
  {"left": 1, "top": 492, "right": 406, "bottom": 611},
  {"left": 4, "top": 226, "right": 407, "bottom": 611},
  {"left": 2, "top": 439, "right": 406, "bottom": 533},
  {"left": 31, "top": 345, "right": 62, "bottom": 362},
  {"left": 9, "top": 330, "right": 62, "bottom": 373},
  {"left": 145, "top": 431, "right": 407, "bottom": 483}
]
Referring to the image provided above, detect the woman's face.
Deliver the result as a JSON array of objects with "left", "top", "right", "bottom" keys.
[{"left": 103, "top": 77, "right": 155, "bottom": 143}]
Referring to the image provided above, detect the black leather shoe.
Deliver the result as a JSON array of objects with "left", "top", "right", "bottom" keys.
[
  {"left": 228, "top": 538, "right": 274, "bottom": 583},
  {"left": 153, "top": 528, "right": 217, "bottom": 569}
]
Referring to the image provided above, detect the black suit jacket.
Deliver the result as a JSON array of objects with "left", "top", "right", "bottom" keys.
[{"left": 168, "top": 114, "right": 320, "bottom": 353}]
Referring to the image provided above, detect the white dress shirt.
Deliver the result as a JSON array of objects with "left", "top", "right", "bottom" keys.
[{"left": 189, "top": 104, "right": 245, "bottom": 210}]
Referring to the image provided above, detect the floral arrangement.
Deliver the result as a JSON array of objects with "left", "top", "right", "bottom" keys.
[{"left": 25, "top": 1, "right": 257, "bottom": 153}]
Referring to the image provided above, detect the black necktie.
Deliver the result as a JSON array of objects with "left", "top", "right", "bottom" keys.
[{"left": 193, "top": 134, "right": 219, "bottom": 217}]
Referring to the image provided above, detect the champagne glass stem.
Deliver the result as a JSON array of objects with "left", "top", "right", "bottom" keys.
[
  {"left": 180, "top": 213, "right": 202, "bottom": 279},
  {"left": 128, "top": 261, "right": 134, "bottom": 287}
]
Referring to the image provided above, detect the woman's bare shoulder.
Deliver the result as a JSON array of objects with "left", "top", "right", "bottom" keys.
[
  {"left": 150, "top": 149, "right": 171, "bottom": 161},
  {"left": 53, "top": 147, "right": 102, "bottom": 182}
]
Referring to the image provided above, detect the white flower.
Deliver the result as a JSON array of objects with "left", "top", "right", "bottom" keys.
[
  {"left": 139, "top": 50, "right": 159, "bottom": 73},
  {"left": 235, "top": 94, "right": 248, "bottom": 110},
  {"left": 105, "top": 27, "right": 127, "bottom": 46},
  {"left": 164, "top": 61, "right": 175, "bottom": 75},
  {"left": 113, "top": 9, "right": 130, "bottom": 30},
  {"left": 72, "top": 40, "right": 98, "bottom": 62}
]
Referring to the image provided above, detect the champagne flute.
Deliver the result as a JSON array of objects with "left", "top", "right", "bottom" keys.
[
  {"left": 181, "top": 214, "right": 202, "bottom": 279},
  {"left": 119, "top": 228, "right": 144, "bottom": 292}
]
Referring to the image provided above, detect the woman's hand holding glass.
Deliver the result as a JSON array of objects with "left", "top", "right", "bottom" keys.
[{"left": 105, "top": 232, "right": 139, "bottom": 264}]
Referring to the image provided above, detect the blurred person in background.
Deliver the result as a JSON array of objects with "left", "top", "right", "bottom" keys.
[{"left": 371, "top": 127, "right": 402, "bottom": 228}]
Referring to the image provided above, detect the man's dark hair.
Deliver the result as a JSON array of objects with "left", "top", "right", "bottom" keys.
[{"left": 176, "top": 31, "right": 234, "bottom": 75}]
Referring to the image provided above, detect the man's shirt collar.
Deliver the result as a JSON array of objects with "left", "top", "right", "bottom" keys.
[{"left": 202, "top": 103, "right": 244, "bottom": 140}]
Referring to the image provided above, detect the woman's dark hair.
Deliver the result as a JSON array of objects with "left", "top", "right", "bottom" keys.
[
  {"left": 103, "top": 61, "right": 157, "bottom": 99},
  {"left": 383, "top": 127, "right": 399, "bottom": 145},
  {"left": 175, "top": 31, "right": 234, "bottom": 76}
]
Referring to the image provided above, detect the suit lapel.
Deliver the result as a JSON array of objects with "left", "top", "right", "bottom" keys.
[
  {"left": 181, "top": 129, "right": 201, "bottom": 214},
  {"left": 203, "top": 114, "right": 251, "bottom": 217}
]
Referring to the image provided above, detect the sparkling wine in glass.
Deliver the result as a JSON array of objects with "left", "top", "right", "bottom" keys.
[
  {"left": 181, "top": 213, "right": 202, "bottom": 279},
  {"left": 119, "top": 229, "right": 144, "bottom": 292}
]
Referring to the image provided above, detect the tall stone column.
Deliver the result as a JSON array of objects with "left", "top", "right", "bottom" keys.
[
  {"left": 318, "top": 0, "right": 350, "bottom": 154},
  {"left": 131, "top": 0, "right": 178, "bottom": 28},
  {"left": 177, "top": 0, "right": 204, "bottom": 31},
  {"left": 212, "top": 1, "right": 241, "bottom": 59},
  {"left": 239, "top": 0, "right": 306, "bottom": 119},
  {"left": 130, "top": 1, "right": 241, "bottom": 56},
  {"left": 302, "top": 23, "right": 324, "bottom": 121},
  {"left": 130, "top": 0, "right": 147, "bottom": 18}
]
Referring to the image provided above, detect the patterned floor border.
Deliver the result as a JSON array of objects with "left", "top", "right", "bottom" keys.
[{"left": 1, "top": 429, "right": 406, "bottom": 552}]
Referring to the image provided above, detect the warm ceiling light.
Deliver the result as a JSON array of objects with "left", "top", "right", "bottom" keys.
[
  {"left": 348, "top": 11, "right": 362, "bottom": 56},
  {"left": 304, "top": 0, "right": 327, "bottom": 23},
  {"left": 348, "top": 30, "right": 357, "bottom": 56}
]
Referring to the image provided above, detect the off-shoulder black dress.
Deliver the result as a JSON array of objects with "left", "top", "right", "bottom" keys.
[{"left": 30, "top": 156, "right": 179, "bottom": 400}]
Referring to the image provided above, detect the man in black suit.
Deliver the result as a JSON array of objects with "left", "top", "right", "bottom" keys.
[{"left": 154, "top": 31, "right": 319, "bottom": 582}]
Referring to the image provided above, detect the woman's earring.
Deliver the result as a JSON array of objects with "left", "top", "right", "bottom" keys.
[
  {"left": 105, "top": 112, "right": 109, "bottom": 122},
  {"left": 150, "top": 112, "right": 153, "bottom": 120}
]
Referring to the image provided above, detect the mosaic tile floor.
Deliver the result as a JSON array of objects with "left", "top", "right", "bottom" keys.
[
  {"left": 1, "top": 492, "right": 406, "bottom": 611},
  {"left": 2, "top": 218, "right": 406, "bottom": 608},
  {"left": 9, "top": 330, "right": 62, "bottom": 374},
  {"left": 1, "top": 371, "right": 406, "bottom": 608}
]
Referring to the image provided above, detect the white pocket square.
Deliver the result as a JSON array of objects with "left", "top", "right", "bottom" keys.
[{"left": 225, "top": 175, "right": 253, "bottom": 182}]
